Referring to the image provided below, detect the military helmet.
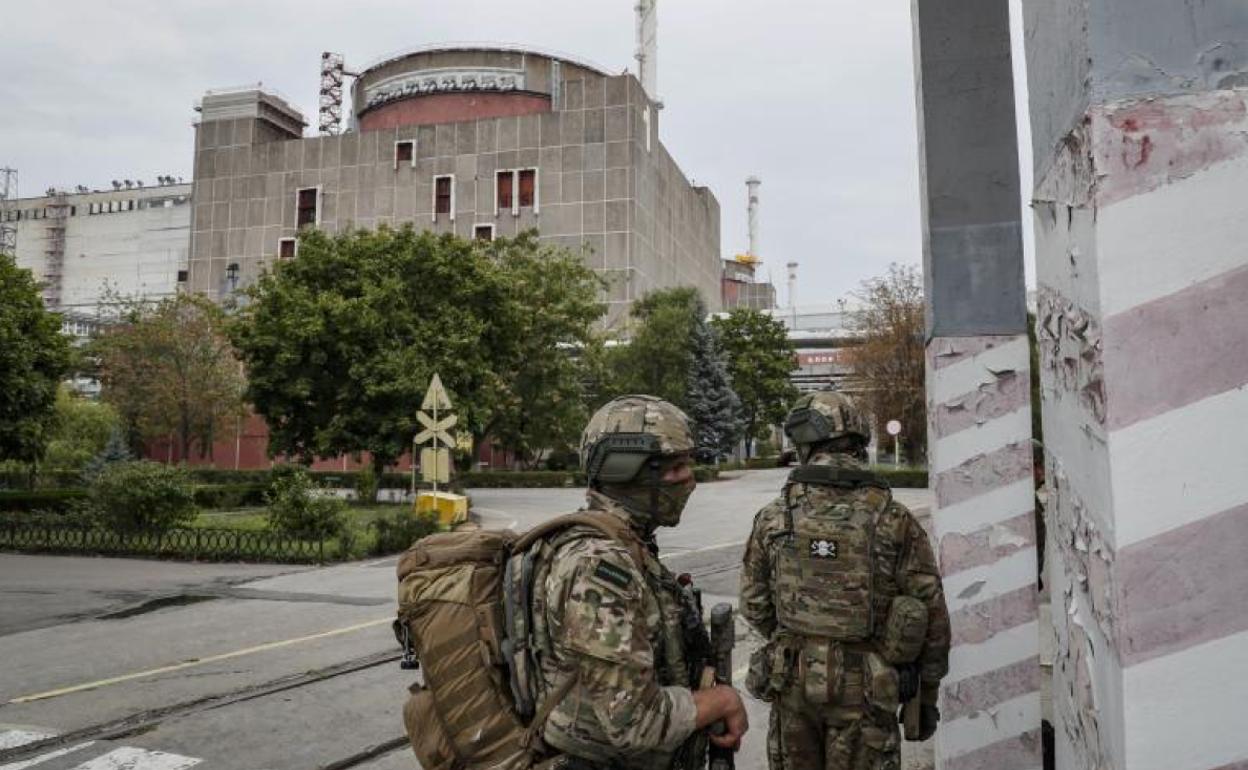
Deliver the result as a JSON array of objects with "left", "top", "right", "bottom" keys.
[
  {"left": 581, "top": 395, "right": 695, "bottom": 486},
  {"left": 784, "top": 390, "right": 871, "bottom": 449}
]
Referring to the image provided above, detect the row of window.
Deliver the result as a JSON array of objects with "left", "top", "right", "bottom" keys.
[
  {"left": 292, "top": 169, "right": 539, "bottom": 228},
  {"left": 276, "top": 223, "right": 495, "bottom": 261},
  {"left": 1, "top": 197, "right": 185, "bottom": 222}
]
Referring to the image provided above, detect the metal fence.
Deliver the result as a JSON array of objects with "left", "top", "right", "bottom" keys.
[{"left": 0, "top": 522, "right": 329, "bottom": 563}]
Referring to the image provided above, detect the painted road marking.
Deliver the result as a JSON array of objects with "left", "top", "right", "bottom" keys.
[
  {"left": 0, "top": 733, "right": 56, "bottom": 752},
  {"left": 659, "top": 542, "right": 741, "bottom": 561},
  {"left": 0, "top": 742, "right": 95, "bottom": 770},
  {"left": 8, "top": 618, "right": 392, "bottom": 704},
  {"left": 67, "top": 747, "right": 201, "bottom": 770}
]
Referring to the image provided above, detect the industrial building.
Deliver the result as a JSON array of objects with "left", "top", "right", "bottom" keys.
[
  {"left": 188, "top": 44, "right": 723, "bottom": 325},
  {"left": 3, "top": 179, "right": 192, "bottom": 314}
]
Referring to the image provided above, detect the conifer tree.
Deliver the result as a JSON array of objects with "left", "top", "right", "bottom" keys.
[{"left": 685, "top": 320, "right": 742, "bottom": 463}]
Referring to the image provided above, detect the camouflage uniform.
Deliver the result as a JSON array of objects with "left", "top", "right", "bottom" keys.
[
  {"left": 740, "top": 395, "right": 950, "bottom": 770},
  {"left": 533, "top": 396, "right": 705, "bottom": 770}
]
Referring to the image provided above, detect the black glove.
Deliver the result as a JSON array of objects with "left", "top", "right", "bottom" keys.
[
  {"left": 918, "top": 703, "right": 940, "bottom": 741},
  {"left": 896, "top": 664, "right": 920, "bottom": 703}
]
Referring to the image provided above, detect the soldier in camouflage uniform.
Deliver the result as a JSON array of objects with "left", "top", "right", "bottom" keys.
[
  {"left": 739, "top": 392, "right": 950, "bottom": 770},
  {"left": 533, "top": 395, "right": 749, "bottom": 769}
]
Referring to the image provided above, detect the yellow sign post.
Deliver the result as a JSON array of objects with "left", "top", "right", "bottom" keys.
[{"left": 412, "top": 373, "right": 468, "bottom": 527}]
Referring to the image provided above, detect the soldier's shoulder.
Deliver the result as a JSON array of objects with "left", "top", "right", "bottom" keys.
[
  {"left": 751, "top": 496, "right": 789, "bottom": 532},
  {"left": 547, "top": 531, "right": 645, "bottom": 593}
]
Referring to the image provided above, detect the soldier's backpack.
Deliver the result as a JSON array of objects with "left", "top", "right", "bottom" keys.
[
  {"left": 772, "top": 465, "right": 893, "bottom": 641},
  {"left": 394, "top": 512, "right": 648, "bottom": 770}
]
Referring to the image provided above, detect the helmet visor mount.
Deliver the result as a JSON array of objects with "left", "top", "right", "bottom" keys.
[
  {"left": 784, "top": 408, "right": 831, "bottom": 447},
  {"left": 586, "top": 433, "right": 664, "bottom": 485}
]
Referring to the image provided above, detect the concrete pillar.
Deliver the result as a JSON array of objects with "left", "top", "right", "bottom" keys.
[
  {"left": 1023, "top": 2, "right": 1248, "bottom": 769},
  {"left": 912, "top": 1, "right": 1043, "bottom": 768}
]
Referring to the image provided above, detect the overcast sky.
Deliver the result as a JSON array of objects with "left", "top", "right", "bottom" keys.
[{"left": 1, "top": 0, "right": 1033, "bottom": 304}]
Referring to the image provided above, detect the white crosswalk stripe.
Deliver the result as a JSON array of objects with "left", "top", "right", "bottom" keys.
[
  {"left": 0, "top": 729, "right": 201, "bottom": 770},
  {"left": 66, "top": 747, "right": 201, "bottom": 770},
  {"left": 0, "top": 732, "right": 56, "bottom": 752},
  {"left": 0, "top": 742, "right": 95, "bottom": 769}
]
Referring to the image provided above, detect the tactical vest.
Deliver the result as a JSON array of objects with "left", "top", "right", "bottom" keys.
[{"left": 772, "top": 465, "right": 893, "bottom": 642}]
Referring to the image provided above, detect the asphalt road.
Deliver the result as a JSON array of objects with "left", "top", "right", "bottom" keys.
[{"left": 0, "top": 469, "right": 933, "bottom": 770}]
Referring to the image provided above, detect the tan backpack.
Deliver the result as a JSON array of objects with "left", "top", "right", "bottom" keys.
[{"left": 394, "top": 512, "right": 646, "bottom": 770}]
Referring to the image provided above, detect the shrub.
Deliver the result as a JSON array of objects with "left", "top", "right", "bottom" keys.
[
  {"left": 370, "top": 509, "right": 439, "bottom": 555},
  {"left": 89, "top": 461, "right": 197, "bottom": 532},
  {"left": 0, "top": 488, "right": 88, "bottom": 513},
  {"left": 265, "top": 468, "right": 347, "bottom": 540},
  {"left": 354, "top": 464, "right": 379, "bottom": 503},
  {"left": 193, "top": 483, "right": 268, "bottom": 510}
]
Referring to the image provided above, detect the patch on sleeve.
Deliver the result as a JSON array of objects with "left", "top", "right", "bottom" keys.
[{"left": 593, "top": 560, "right": 634, "bottom": 590}]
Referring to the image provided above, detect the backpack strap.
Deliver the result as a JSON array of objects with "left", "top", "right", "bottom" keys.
[
  {"left": 510, "top": 510, "right": 649, "bottom": 573},
  {"left": 787, "top": 464, "right": 891, "bottom": 490}
]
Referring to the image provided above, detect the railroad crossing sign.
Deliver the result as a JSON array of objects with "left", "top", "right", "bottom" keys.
[{"left": 414, "top": 374, "right": 456, "bottom": 489}]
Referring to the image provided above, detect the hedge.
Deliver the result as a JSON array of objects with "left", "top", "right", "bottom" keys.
[
  {"left": 0, "top": 489, "right": 88, "bottom": 513},
  {"left": 0, "top": 485, "right": 269, "bottom": 513}
]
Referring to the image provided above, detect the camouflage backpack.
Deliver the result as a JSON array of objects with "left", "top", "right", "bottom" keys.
[{"left": 394, "top": 513, "right": 647, "bottom": 770}]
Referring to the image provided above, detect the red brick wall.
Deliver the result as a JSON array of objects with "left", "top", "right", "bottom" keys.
[{"left": 359, "top": 92, "right": 551, "bottom": 131}]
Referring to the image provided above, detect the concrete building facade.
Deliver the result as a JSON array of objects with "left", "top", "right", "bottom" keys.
[
  {"left": 189, "top": 45, "right": 722, "bottom": 326},
  {"left": 5, "top": 183, "right": 192, "bottom": 314}
]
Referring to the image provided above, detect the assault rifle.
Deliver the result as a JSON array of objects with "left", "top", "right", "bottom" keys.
[{"left": 706, "top": 603, "right": 735, "bottom": 770}]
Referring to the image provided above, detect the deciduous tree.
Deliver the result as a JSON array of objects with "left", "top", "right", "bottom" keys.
[
  {"left": 94, "top": 293, "right": 245, "bottom": 460},
  {"left": 711, "top": 308, "right": 798, "bottom": 457},
  {"left": 844, "top": 263, "right": 926, "bottom": 462},
  {"left": 0, "top": 255, "right": 73, "bottom": 468},
  {"left": 609, "top": 287, "right": 703, "bottom": 407}
]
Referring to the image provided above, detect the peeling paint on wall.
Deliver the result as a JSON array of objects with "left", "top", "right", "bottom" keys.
[{"left": 1036, "top": 287, "right": 1106, "bottom": 429}]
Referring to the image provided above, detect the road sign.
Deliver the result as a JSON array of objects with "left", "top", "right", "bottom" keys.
[
  {"left": 886, "top": 420, "right": 902, "bottom": 436},
  {"left": 414, "top": 373, "right": 457, "bottom": 494},
  {"left": 421, "top": 447, "right": 451, "bottom": 484},
  {"left": 421, "top": 373, "right": 453, "bottom": 411}
]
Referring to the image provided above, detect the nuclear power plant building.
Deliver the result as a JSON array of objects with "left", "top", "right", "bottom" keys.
[{"left": 189, "top": 45, "right": 722, "bottom": 324}]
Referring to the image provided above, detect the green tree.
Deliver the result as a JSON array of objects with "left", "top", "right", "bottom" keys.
[
  {"left": 610, "top": 287, "right": 704, "bottom": 407},
  {"left": 94, "top": 293, "right": 245, "bottom": 459},
  {"left": 711, "top": 308, "right": 799, "bottom": 457},
  {"left": 0, "top": 255, "right": 73, "bottom": 471},
  {"left": 844, "top": 263, "right": 926, "bottom": 462},
  {"left": 685, "top": 320, "right": 742, "bottom": 462},
  {"left": 44, "top": 387, "right": 122, "bottom": 471},
  {"left": 477, "top": 233, "right": 605, "bottom": 468},
  {"left": 231, "top": 227, "right": 601, "bottom": 475}
]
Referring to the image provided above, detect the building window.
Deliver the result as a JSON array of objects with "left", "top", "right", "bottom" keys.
[
  {"left": 496, "top": 170, "right": 514, "bottom": 213},
  {"left": 278, "top": 237, "right": 297, "bottom": 260},
  {"left": 177, "top": 269, "right": 189, "bottom": 282},
  {"left": 433, "top": 175, "right": 454, "bottom": 220},
  {"left": 474, "top": 224, "right": 495, "bottom": 241},
  {"left": 296, "top": 187, "right": 319, "bottom": 228},
  {"left": 518, "top": 169, "right": 537, "bottom": 209},
  {"left": 395, "top": 140, "right": 415, "bottom": 168}
]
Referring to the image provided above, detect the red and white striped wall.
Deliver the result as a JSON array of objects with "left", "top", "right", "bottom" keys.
[
  {"left": 926, "top": 335, "right": 1043, "bottom": 770},
  {"left": 1037, "top": 87, "right": 1248, "bottom": 770}
]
